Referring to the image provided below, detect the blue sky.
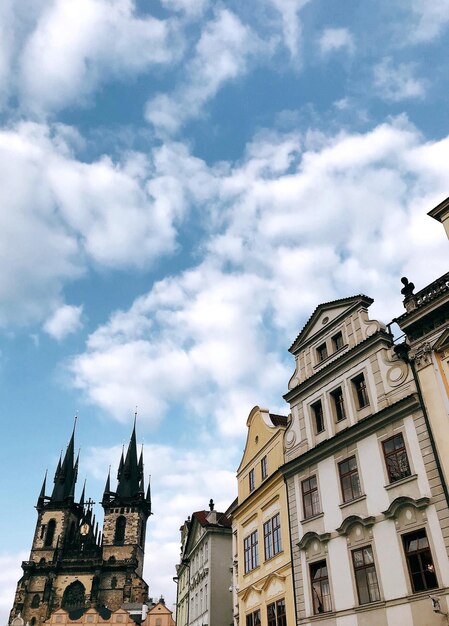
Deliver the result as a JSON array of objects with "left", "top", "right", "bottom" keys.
[{"left": 1, "top": 0, "right": 449, "bottom": 618}]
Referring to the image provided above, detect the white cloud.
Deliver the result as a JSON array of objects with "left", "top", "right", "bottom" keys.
[
  {"left": 319, "top": 27, "right": 355, "bottom": 55},
  {"left": 69, "top": 119, "right": 449, "bottom": 439},
  {"left": 160, "top": 0, "right": 209, "bottom": 17},
  {"left": 44, "top": 304, "right": 84, "bottom": 340},
  {"left": 408, "top": 0, "right": 449, "bottom": 42},
  {"left": 19, "top": 0, "right": 178, "bottom": 115},
  {"left": 0, "top": 123, "right": 204, "bottom": 328},
  {"left": 268, "top": 0, "right": 312, "bottom": 59},
  {"left": 145, "top": 9, "right": 261, "bottom": 134},
  {"left": 0, "top": 552, "right": 28, "bottom": 626},
  {"left": 373, "top": 57, "right": 426, "bottom": 102}
]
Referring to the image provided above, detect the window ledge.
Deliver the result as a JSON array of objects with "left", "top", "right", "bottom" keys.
[
  {"left": 243, "top": 565, "right": 260, "bottom": 578},
  {"left": 306, "top": 611, "right": 335, "bottom": 621},
  {"left": 339, "top": 494, "right": 366, "bottom": 510},
  {"left": 384, "top": 474, "right": 417, "bottom": 490},
  {"left": 264, "top": 550, "right": 284, "bottom": 563},
  {"left": 353, "top": 600, "right": 385, "bottom": 612},
  {"left": 300, "top": 512, "right": 324, "bottom": 524},
  {"left": 313, "top": 344, "right": 348, "bottom": 369}
]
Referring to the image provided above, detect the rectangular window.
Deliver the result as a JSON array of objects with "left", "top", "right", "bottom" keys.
[
  {"left": 403, "top": 529, "right": 438, "bottom": 592},
  {"left": 246, "top": 610, "right": 261, "bottom": 626},
  {"left": 332, "top": 331, "right": 344, "bottom": 352},
  {"left": 330, "top": 387, "right": 346, "bottom": 422},
  {"left": 311, "top": 400, "right": 325, "bottom": 434},
  {"left": 338, "top": 456, "right": 362, "bottom": 502},
  {"left": 352, "top": 373, "right": 369, "bottom": 409},
  {"left": 264, "top": 513, "right": 282, "bottom": 560},
  {"left": 352, "top": 546, "right": 381, "bottom": 604},
  {"left": 249, "top": 469, "right": 255, "bottom": 492},
  {"left": 267, "top": 599, "right": 286, "bottom": 626},
  {"left": 310, "top": 560, "right": 332, "bottom": 614},
  {"left": 244, "top": 530, "right": 259, "bottom": 573},
  {"left": 302, "top": 475, "right": 321, "bottom": 519},
  {"left": 261, "top": 455, "right": 268, "bottom": 481},
  {"left": 317, "top": 343, "right": 328, "bottom": 362},
  {"left": 382, "top": 433, "right": 411, "bottom": 483}
]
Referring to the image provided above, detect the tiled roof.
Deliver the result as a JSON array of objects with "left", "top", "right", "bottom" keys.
[
  {"left": 269, "top": 413, "right": 288, "bottom": 427},
  {"left": 192, "top": 510, "right": 232, "bottom": 528}
]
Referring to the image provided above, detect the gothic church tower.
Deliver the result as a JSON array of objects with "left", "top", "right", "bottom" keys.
[{"left": 10, "top": 419, "right": 152, "bottom": 625}]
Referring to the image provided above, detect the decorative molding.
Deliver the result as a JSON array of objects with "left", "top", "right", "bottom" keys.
[
  {"left": 336, "top": 515, "right": 375, "bottom": 536},
  {"left": 382, "top": 496, "right": 430, "bottom": 520},
  {"left": 297, "top": 531, "right": 331, "bottom": 551}
]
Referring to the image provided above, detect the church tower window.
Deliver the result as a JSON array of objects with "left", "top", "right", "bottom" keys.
[
  {"left": 114, "top": 516, "right": 126, "bottom": 544},
  {"left": 44, "top": 520, "right": 56, "bottom": 546}
]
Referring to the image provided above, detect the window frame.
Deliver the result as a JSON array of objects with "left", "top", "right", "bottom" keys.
[
  {"left": 263, "top": 513, "right": 282, "bottom": 560},
  {"left": 261, "top": 455, "right": 268, "bottom": 481},
  {"left": 244, "top": 530, "right": 259, "bottom": 573},
  {"left": 352, "top": 373, "right": 370, "bottom": 409},
  {"left": 331, "top": 331, "right": 344, "bottom": 352},
  {"left": 310, "top": 559, "right": 332, "bottom": 614},
  {"left": 330, "top": 386, "right": 346, "bottom": 422},
  {"left": 382, "top": 433, "right": 411, "bottom": 483},
  {"left": 249, "top": 468, "right": 255, "bottom": 493},
  {"left": 338, "top": 456, "right": 362, "bottom": 503},
  {"left": 311, "top": 399, "right": 325, "bottom": 434},
  {"left": 402, "top": 528, "right": 438, "bottom": 593},
  {"left": 352, "top": 545, "right": 381, "bottom": 605},
  {"left": 246, "top": 609, "right": 261, "bottom": 626},
  {"left": 267, "top": 599, "right": 286, "bottom": 626},
  {"left": 316, "top": 343, "right": 328, "bottom": 363},
  {"left": 301, "top": 475, "right": 321, "bottom": 519}
]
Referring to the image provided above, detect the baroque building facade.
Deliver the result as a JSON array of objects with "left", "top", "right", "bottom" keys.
[
  {"left": 281, "top": 293, "right": 449, "bottom": 625},
  {"left": 10, "top": 420, "right": 152, "bottom": 626},
  {"left": 233, "top": 407, "right": 294, "bottom": 626},
  {"left": 175, "top": 501, "right": 233, "bottom": 626}
]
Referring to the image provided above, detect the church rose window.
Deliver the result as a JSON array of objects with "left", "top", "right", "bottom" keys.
[{"left": 61, "top": 581, "right": 86, "bottom": 611}]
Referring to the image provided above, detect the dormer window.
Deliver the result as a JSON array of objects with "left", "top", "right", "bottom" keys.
[
  {"left": 311, "top": 400, "right": 325, "bottom": 434},
  {"left": 332, "top": 331, "right": 343, "bottom": 352},
  {"left": 316, "top": 343, "right": 328, "bottom": 362}
]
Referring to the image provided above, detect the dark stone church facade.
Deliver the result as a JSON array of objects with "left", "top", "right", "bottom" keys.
[{"left": 9, "top": 420, "right": 152, "bottom": 625}]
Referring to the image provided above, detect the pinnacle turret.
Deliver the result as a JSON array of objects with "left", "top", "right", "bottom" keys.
[{"left": 50, "top": 418, "right": 78, "bottom": 503}]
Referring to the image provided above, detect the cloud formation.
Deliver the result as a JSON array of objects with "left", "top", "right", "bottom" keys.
[
  {"left": 44, "top": 304, "right": 84, "bottom": 341},
  {"left": 373, "top": 57, "right": 426, "bottom": 102},
  {"left": 319, "top": 27, "right": 355, "bottom": 55}
]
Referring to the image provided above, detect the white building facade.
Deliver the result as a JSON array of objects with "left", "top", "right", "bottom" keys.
[{"left": 282, "top": 295, "right": 449, "bottom": 625}]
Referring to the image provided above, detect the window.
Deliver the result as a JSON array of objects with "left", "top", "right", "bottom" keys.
[
  {"left": 310, "top": 560, "right": 332, "bottom": 614},
  {"left": 261, "top": 455, "right": 268, "bottom": 481},
  {"left": 352, "top": 546, "right": 380, "bottom": 604},
  {"left": 249, "top": 469, "right": 255, "bottom": 492},
  {"left": 403, "top": 529, "right": 438, "bottom": 592},
  {"left": 246, "top": 610, "right": 261, "bottom": 626},
  {"left": 264, "top": 513, "right": 282, "bottom": 560},
  {"left": 352, "top": 373, "right": 369, "bottom": 409},
  {"left": 332, "top": 331, "right": 344, "bottom": 352},
  {"left": 244, "top": 531, "right": 259, "bottom": 573},
  {"left": 114, "top": 515, "right": 126, "bottom": 544},
  {"left": 267, "top": 599, "right": 286, "bottom": 626},
  {"left": 330, "top": 387, "right": 346, "bottom": 422},
  {"left": 44, "top": 519, "right": 56, "bottom": 546},
  {"left": 31, "top": 594, "right": 40, "bottom": 609},
  {"left": 317, "top": 343, "right": 328, "bottom": 362},
  {"left": 302, "top": 475, "right": 320, "bottom": 519},
  {"left": 311, "top": 400, "right": 325, "bottom": 434},
  {"left": 338, "top": 456, "right": 362, "bottom": 502},
  {"left": 382, "top": 433, "right": 411, "bottom": 483}
]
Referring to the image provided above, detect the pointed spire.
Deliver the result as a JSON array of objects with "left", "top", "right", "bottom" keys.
[
  {"left": 79, "top": 479, "right": 86, "bottom": 508},
  {"left": 115, "top": 416, "right": 140, "bottom": 500},
  {"left": 102, "top": 467, "right": 111, "bottom": 505},
  {"left": 50, "top": 416, "right": 78, "bottom": 503},
  {"left": 117, "top": 447, "right": 124, "bottom": 481},
  {"left": 146, "top": 475, "right": 152, "bottom": 513},
  {"left": 37, "top": 471, "right": 48, "bottom": 509}
]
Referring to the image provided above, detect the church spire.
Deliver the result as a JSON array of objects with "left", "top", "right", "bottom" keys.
[
  {"left": 116, "top": 417, "right": 140, "bottom": 500},
  {"left": 36, "top": 470, "right": 48, "bottom": 510},
  {"left": 50, "top": 416, "right": 78, "bottom": 503},
  {"left": 102, "top": 467, "right": 111, "bottom": 505}
]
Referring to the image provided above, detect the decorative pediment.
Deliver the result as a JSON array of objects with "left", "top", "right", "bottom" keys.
[
  {"left": 433, "top": 327, "right": 449, "bottom": 352},
  {"left": 240, "top": 586, "right": 261, "bottom": 604},
  {"left": 297, "top": 531, "right": 331, "bottom": 551},
  {"left": 383, "top": 496, "right": 430, "bottom": 520},
  {"left": 337, "top": 515, "right": 375, "bottom": 536},
  {"left": 260, "top": 572, "right": 286, "bottom": 593}
]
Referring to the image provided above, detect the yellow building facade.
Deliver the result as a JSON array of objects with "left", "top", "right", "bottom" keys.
[{"left": 233, "top": 407, "right": 295, "bottom": 626}]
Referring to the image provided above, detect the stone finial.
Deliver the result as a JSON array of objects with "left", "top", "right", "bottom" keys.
[
  {"left": 209, "top": 499, "right": 214, "bottom": 511},
  {"left": 401, "top": 276, "right": 415, "bottom": 298}
]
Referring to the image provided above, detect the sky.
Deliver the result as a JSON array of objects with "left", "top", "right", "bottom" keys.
[{"left": 1, "top": 0, "right": 449, "bottom": 620}]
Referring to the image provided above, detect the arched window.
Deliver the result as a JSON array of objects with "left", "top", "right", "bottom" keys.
[
  {"left": 31, "top": 594, "right": 40, "bottom": 608},
  {"left": 44, "top": 519, "right": 56, "bottom": 546},
  {"left": 30, "top": 618, "right": 36, "bottom": 626},
  {"left": 61, "top": 581, "right": 86, "bottom": 611},
  {"left": 114, "top": 516, "right": 126, "bottom": 544},
  {"left": 111, "top": 576, "right": 117, "bottom": 589},
  {"left": 68, "top": 521, "right": 76, "bottom": 543}
]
